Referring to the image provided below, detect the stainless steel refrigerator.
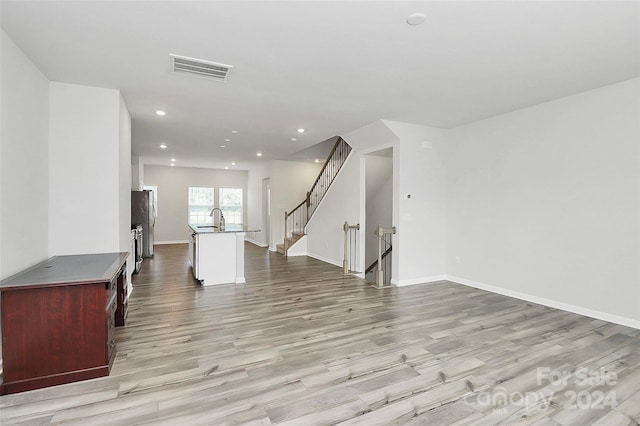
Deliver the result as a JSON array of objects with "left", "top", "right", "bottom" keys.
[{"left": 131, "top": 190, "right": 155, "bottom": 258}]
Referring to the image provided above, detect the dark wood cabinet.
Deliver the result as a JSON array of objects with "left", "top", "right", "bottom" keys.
[
  {"left": 115, "top": 267, "right": 128, "bottom": 327},
  {"left": 0, "top": 252, "right": 128, "bottom": 395}
]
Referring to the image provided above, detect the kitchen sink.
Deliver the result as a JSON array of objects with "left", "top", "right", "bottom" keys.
[{"left": 197, "top": 225, "right": 218, "bottom": 229}]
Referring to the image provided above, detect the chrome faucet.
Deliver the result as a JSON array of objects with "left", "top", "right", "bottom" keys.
[{"left": 209, "top": 208, "right": 225, "bottom": 230}]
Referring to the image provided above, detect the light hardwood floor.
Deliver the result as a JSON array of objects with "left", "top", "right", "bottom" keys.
[{"left": 1, "top": 243, "right": 639, "bottom": 425}]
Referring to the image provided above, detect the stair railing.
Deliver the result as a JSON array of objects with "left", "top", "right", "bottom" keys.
[
  {"left": 284, "top": 199, "right": 307, "bottom": 257},
  {"left": 308, "top": 137, "right": 351, "bottom": 219},
  {"left": 342, "top": 222, "right": 360, "bottom": 274},
  {"left": 365, "top": 225, "right": 396, "bottom": 288},
  {"left": 281, "top": 136, "right": 352, "bottom": 256}
]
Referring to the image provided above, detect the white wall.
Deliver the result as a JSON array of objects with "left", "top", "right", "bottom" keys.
[
  {"left": 246, "top": 162, "right": 271, "bottom": 246},
  {"left": 144, "top": 165, "right": 248, "bottom": 243},
  {"left": 0, "top": 30, "right": 50, "bottom": 279},
  {"left": 49, "top": 82, "right": 126, "bottom": 255},
  {"left": 131, "top": 157, "right": 144, "bottom": 191},
  {"left": 119, "top": 96, "right": 132, "bottom": 253},
  {"left": 447, "top": 78, "right": 640, "bottom": 326},
  {"left": 269, "top": 160, "right": 322, "bottom": 250},
  {"left": 383, "top": 120, "right": 448, "bottom": 286},
  {"left": 306, "top": 155, "right": 361, "bottom": 268},
  {"left": 119, "top": 96, "right": 133, "bottom": 286}
]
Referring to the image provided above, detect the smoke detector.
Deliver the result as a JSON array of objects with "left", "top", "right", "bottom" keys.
[{"left": 170, "top": 54, "right": 233, "bottom": 81}]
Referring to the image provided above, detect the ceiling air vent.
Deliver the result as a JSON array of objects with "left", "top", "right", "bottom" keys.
[{"left": 170, "top": 54, "right": 233, "bottom": 81}]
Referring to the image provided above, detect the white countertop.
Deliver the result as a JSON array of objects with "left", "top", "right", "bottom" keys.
[{"left": 189, "top": 223, "right": 260, "bottom": 234}]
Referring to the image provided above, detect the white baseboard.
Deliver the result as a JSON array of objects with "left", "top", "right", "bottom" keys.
[
  {"left": 287, "top": 251, "right": 308, "bottom": 257},
  {"left": 447, "top": 275, "right": 640, "bottom": 330},
  {"left": 391, "top": 275, "right": 448, "bottom": 287},
  {"left": 246, "top": 238, "right": 268, "bottom": 247},
  {"left": 155, "top": 240, "right": 188, "bottom": 245},
  {"left": 306, "top": 252, "right": 342, "bottom": 268}
]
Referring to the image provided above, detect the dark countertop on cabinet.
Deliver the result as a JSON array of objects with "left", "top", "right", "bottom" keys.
[{"left": 0, "top": 252, "right": 129, "bottom": 291}]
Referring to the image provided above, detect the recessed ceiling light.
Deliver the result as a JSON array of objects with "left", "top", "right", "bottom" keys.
[
  {"left": 225, "top": 138, "right": 231, "bottom": 142},
  {"left": 231, "top": 130, "right": 239, "bottom": 134},
  {"left": 231, "top": 162, "right": 236, "bottom": 166},
  {"left": 290, "top": 137, "right": 297, "bottom": 142},
  {"left": 297, "top": 128, "right": 305, "bottom": 133},
  {"left": 155, "top": 110, "right": 167, "bottom": 116},
  {"left": 159, "top": 144, "right": 167, "bottom": 149},
  {"left": 171, "top": 158, "right": 176, "bottom": 162},
  {"left": 219, "top": 145, "right": 226, "bottom": 148},
  {"left": 256, "top": 152, "right": 262, "bottom": 157},
  {"left": 225, "top": 166, "right": 229, "bottom": 170},
  {"left": 170, "top": 163, "right": 175, "bottom": 167},
  {"left": 314, "top": 159, "right": 320, "bottom": 163},
  {"left": 406, "top": 13, "right": 426, "bottom": 25}
]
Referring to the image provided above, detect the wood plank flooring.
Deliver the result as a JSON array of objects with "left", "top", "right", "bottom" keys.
[{"left": 1, "top": 243, "right": 639, "bottom": 425}]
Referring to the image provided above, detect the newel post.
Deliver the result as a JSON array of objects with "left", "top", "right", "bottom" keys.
[{"left": 283, "top": 211, "right": 288, "bottom": 257}]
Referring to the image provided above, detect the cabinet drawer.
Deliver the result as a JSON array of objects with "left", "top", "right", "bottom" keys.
[
  {"left": 115, "top": 271, "right": 128, "bottom": 327},
  {"left": 107, "top": 317, "right": 115, "bottom": 349},
  {"left": 106, "top": 293, "right": 117, "bottom": 365},
  {"left": 107, "top": 293, "right": 117, "bottom": 316},
  {"left": 106, "top": 277, "right": 116, "bottom": 303},
  {"left": 107, "top": 337, "right": 116, "bottom": 367}
]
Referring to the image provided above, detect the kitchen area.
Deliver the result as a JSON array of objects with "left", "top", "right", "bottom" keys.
[
  {"left": 141, "top": 165, "right": 260, "bottom": 286},
  {"left": 130, "top": 178, "right": 260, "bottom": 287},
  {"left": 188, "top": 212, "right": 259, "bottom": 286},
  {"left": 130, "top": 189, "right": 155, "bottom": 277}
]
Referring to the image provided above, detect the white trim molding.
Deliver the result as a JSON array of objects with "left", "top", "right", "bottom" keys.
[
  {"left": 307, "top": 252, "right": 342, "bottom": 268},
  {"left": 391, "top": 275, "right": 448, "bottom": 287},
  {"left": 155, "top": 240, "right": 188, "bottom": 245},
  {"left": 447, "top": 275, "right": 640, "bottom": 330},
  {"left": 287, "top": 251, "right": 308, "bottom": 258},
  {"left": 245, "top": 238, "right": 268, "bottom": 248}
]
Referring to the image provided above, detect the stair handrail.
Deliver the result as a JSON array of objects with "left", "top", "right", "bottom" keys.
[
  {"left": 307, "top": 137, "right": 351, "bottom": 219},
  {"left": 284, "top": 199, "right": 308, "bottom": 256},
  {"left": 371, "top": 225, "right": 396, "bottom": 288},
  {"left": 281, "top": 136, "right": 352, "bottom": 256},
  {"left": 365, "top": 245, "right": 392, "bottom": 274},
  {"left": 309, "top": 138, "right": 346, "bottom": 199}
]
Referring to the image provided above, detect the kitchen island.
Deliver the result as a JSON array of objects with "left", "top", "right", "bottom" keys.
[{"left": 188, "top": 224, "right": 260, "bottom": 286}]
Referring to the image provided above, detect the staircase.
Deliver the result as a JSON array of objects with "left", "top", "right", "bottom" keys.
[
  {"left": 276, "top": 231, "right": 304, "bottom": 255},
  {"left": 279, "top": 136, "right": 352, "bottom": 256},
  {"left": 365, "top": 225, "right": 395, "bottom": 287}
]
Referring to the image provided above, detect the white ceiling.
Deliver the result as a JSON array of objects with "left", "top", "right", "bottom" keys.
[{"left": 2, "top": 1, "right": 638, "bottom": 170}]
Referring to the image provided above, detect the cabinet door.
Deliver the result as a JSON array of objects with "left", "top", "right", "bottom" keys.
[
  {"left": 115, "top": 266, "right": 127, "bottom": 327},
  {"left": 188, "top": 228, "right": 194, "bottom": 268},
  {"left": 1, "top": 284, "right": 106, "bottom": 383},
  {"left": 194, "top": 234, "right": 199, "bottom": 279}
]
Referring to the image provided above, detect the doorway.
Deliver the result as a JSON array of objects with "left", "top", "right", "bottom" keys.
[{"left": 364, "top": 148, "right": 393, "bottom": 282}]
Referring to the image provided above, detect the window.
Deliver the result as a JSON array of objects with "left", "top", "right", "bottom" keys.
[
  {"left": 219, "top": 187, "right": 243, "bottom": 225},
  {"left": 188, "top": 187, "right": 214, "bottom": 224}
]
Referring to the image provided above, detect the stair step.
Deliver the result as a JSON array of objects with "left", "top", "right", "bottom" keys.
[
  {"left": 276, "top": 233, "right": 306, "bottom": 256},
  {"left": 287, "top": 234, "right": 305, "bottom": 245}
]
